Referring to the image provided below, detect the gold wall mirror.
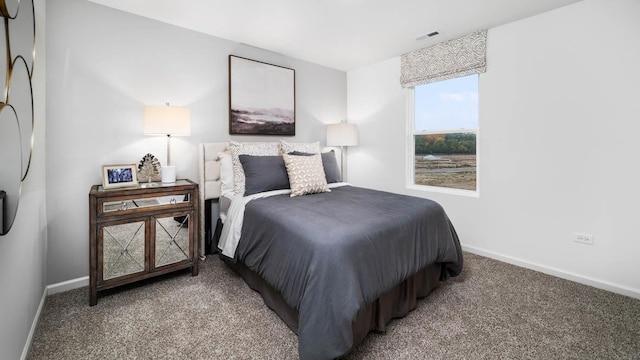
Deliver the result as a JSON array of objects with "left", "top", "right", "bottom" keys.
[
  {"left": 0, "top": 0, "right": 20, "bottom": 19},
  {"left": 0, "top": 104, "right": 21, "bottom": 233},
  {"left": 0, "top": 0, "right": 35, "bottom": 235}
]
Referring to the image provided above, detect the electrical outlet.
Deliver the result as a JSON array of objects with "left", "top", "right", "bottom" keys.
[{"left": 573, "top": 232, "right": 594, "bottom": 245}]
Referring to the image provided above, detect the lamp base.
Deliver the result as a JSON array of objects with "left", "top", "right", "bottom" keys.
[{"left": 161, "top": 165, "right": 176, "bottom": 183}]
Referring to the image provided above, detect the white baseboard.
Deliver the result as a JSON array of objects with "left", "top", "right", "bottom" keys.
[
  {"left": 21, "top": 287, "right": 47, "bottom": 360},
  {"left": 20, "top": 276, "right": 89, "bottom": 359},
  {"left": 47, "top": 276, "right": 89, "bottom": 295},
  {"left": 462, "top": 244, "right": 640, "bottom": 300}
]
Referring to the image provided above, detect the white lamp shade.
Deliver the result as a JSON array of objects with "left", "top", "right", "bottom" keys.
[
  {"left": 144, "top": 105, "right": 191, "bottom": 136},
  {"left": 326, "top": 123, "right": 358, "bottom": 147}
]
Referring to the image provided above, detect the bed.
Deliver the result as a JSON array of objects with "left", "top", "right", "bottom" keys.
[{"left": 198, "top": 141, "right": 463, "bottom": 360}]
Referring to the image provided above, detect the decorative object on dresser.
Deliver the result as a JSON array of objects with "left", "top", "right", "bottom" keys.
[
  {"left": 101, "top": 164, "right": 139, "bottom": 189},
  {"left": 143, "top": 103, "right": 191, "bottom": 183},
  {"left": 229, "top": 55, "right": 295, "bottom": 136},
  {"left": 0, "top": 0, "right": 36, "bottom": 236},
  {"left": 326, "top": 122, "right": 358, "bottom": 181},
  {"left": 89, "top": 179, "right": 199, "bottom": 306},
  {"left": 137, "top": 153, "right": 162, "bottom": 186}
]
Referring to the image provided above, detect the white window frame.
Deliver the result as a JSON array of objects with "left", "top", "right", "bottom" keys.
[{"left": 405, "top": 87, "right": 480, "bottom": 198}]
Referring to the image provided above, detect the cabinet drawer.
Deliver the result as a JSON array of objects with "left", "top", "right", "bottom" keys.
[{"left": 97, "top": 192, "right": 193, "bottom": 218}]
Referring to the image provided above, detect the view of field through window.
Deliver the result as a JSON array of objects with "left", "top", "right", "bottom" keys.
[
  {"left": 414, "top": 134, "right": 476, "bottom": 190},
  {"left": 413, "top": 75, "right": 478, "bottom": 191}
]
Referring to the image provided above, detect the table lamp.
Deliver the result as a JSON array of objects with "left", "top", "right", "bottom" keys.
[
  {"left": 326, "top": 122, "right": 358, "bottom": 181},
  {"left": 143, "top": 103, "right": 191, "bottom": 183}
]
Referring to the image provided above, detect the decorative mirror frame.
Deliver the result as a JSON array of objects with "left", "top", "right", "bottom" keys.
[{"left": 0, "top": 0, "right": 36, "bottom": 235}]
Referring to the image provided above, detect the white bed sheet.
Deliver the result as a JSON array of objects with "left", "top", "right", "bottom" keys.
[{"left": 218, "top": 193, "right": 233, "bottom": 223}]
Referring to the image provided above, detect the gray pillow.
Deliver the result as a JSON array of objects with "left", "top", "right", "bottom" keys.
[
  {"left": 289, "top": 150, "right": 341, "bottom": 183},
  {"left": 321, "top": 151, "right": 341, "bottom": 183},
  {"left": 239, "top": 155, "right": 290, "bottom": 196}
]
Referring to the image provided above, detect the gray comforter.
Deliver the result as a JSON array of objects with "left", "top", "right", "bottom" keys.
[{"left": 235, "top": 186, "right": 463, "bottom": 360}]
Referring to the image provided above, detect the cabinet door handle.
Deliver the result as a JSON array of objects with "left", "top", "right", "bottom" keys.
[{"left": 120, "top": 201, "right": 128, "bottom": 210}]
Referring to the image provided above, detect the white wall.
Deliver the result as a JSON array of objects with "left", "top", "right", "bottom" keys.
[
  {"left": 0, "top": 1, "right": 47, "bottom": 358},
  {"left": 45, "top": 0, "right": 346, "bottom": 284},
  {"left": 347, "top": 0, "right": 640, "bottom": 297}
]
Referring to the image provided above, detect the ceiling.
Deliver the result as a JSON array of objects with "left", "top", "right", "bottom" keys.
[{"left": 86, "top": 0, "right": 582, "bottom": 71}]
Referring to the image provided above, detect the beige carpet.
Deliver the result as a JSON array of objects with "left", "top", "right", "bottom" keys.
[{"left": 27, "top": 253, "right": 640, "bottom": 359}]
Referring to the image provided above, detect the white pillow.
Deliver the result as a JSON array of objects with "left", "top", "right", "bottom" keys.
[
  {"left": 280, "top": 140, "right": 320, "bottom": 154},
  {"left": 283, "top": 153, "right": 330, "bottom": 197},
  {"left": 217, "top": 151, "right": 235, "bottom": 198},
  {"left": 229, "top": 141, "right": 281, "bottom": 195}
]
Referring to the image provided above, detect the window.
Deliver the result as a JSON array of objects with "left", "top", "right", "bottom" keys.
[{"left": 409, "top": 74, "right": 478, "bottom": 193}]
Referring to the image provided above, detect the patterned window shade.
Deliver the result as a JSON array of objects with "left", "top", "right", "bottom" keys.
[{"left": 400, "top": 30, "right": 487, "bottom": 88}]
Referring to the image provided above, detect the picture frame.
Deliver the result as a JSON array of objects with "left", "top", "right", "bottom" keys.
[
  {"left": 102, "top": 164, "right": 139, "bottom": 189},
  {"left": 229, "top": 55, "right": 295, "bottom": 136}
]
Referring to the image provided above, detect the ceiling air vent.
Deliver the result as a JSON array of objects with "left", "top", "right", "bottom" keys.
[{"left": 416, "top": 31, "right": 440, "bottom": 41}]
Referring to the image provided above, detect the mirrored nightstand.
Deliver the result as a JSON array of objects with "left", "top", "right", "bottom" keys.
[{"left": 89, "top": 179, "right": 199, "bottom": 306}]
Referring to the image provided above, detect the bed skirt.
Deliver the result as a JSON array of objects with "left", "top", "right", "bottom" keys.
[{"left": 224, "top": 259, "right": 442, "bottom": 357}]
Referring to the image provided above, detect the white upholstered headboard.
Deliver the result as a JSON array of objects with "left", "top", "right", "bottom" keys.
[{"left": 197, "top": 142, "right": 229, "bottom": 257}]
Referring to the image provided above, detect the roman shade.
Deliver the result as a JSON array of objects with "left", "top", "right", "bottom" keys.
[{"left": 400, "top": 30, "right": 487, "bottom": 88}]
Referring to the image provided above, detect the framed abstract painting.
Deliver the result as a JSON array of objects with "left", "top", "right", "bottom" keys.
[{"left": 229, "top": 55, "right": 295, "bottom": 136}]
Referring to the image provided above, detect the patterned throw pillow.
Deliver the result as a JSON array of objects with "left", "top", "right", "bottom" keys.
[
  {"left": 287, "top": 150, "right": 341, "bottom": 183},
  {"left": 280, "top": 140, "right": 320, "bottom": 155},
  {"left": 283, "top": 153, "right": 330, "bottom": 197},
  {"left": 229, "top": 141, "right": 281, "bottom": 195}
]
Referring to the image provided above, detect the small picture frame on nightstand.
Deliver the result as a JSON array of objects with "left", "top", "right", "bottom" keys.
[{"left": 102, "top": 164, "right": 139, "bottom": 189}]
